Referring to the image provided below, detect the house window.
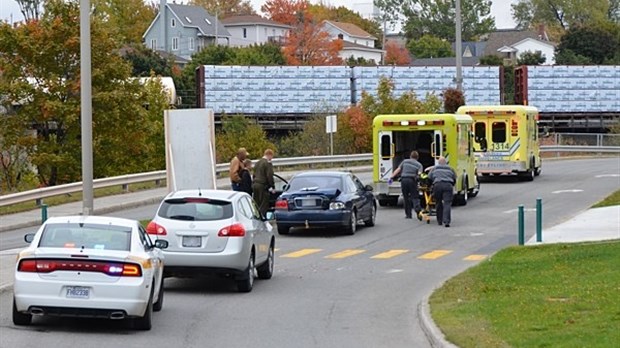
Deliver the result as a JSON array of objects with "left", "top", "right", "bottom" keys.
[
  {"left": 243, "top": 28, "right": 247, "bottom": 38},
  {"left": 338, "top": 34, "right": 343, "bottom": 40},
  {"left": 189, "top": 37, "right": 194, "bottom": 51},
  {"left": 172, "top": 37, "right": 179, "bottom": 51},
  {"left": 150, "top": 39, "right": 157, "bottom": 50},
  {"left": 171, "top": 18, "right": 176, "bottom": 27}
]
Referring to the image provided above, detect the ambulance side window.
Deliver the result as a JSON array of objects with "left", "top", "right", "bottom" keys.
[
  {"left": 474, "top": 122, "right": 487, "bottom": 151},
  {"left": 492, "top": 122, "right": 506, "bottom": 143},
  {"left": 381, "top": 135, "right": 391, "bottom": 158}
]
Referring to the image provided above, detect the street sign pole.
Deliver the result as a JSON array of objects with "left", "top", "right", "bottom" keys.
[{"left": 326, "top": 115, "right": 337, "bottom": 156}]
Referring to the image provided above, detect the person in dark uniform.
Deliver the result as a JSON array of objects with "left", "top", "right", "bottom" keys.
[
  {"left": 389, "top": 151, "right": 423, "bottom": 220},
  {"left": 429, "top": 156, "right": 457, "bottom": 227},
  {"left": 252, "top": 149, "right": 275, "bottom": 217},
  {"left": 239, "top": 159, "right": 253, "bottom": 196}
]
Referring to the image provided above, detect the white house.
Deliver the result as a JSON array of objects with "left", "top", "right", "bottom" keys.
[
  {"left": 484, "top": 29, "right": 555, "bottom": 65},
  {"left": 221, "top": 15, "right": 291, "bottom": 47},
  {"left": 322, "top": 20, "right": 384, "bottom": 64}
]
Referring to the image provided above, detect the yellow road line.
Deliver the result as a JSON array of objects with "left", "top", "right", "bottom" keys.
[
  {"left": 371, "top": 249, "right": 409, "bottom": 259},
  {"left": 463, "top": 254, "right": 487, "bottom": 261},
  {"left": 418, "top": 250, "right": 453, "bottom": 260},
  {"left": 280, "top": 249, "right": 323, "bottom": 258},
  {"left": 325, "top": 249, "right": 366, "bottom": 259}
]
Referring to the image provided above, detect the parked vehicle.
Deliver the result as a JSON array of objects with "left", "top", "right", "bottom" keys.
[
  {"left": 274, "top": 171, "right": 377, "bottom": 235},
  {"left": 13, "top": 216, "right": 168, "bottom": 330},
  {"left": 457, "top": 105, "right": 542, "bottom": 181},
  {"left": 372, "top": 113, "right": 480, "bottom": 206},
  {"left": 146, "top": 189, "right": 275, "bottom": 292}
]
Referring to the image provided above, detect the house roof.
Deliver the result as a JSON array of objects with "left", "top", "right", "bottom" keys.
[
  {"left": 483, "top": 29, "right": 549, "bottom": 56},
  {"left": 452, "top": 41, "right": 487, "bottom": 57},
  {"left": 167, "top": 3, "right": 231, "bottom": 37},
  {"left": 220, "top": 15, "right": 292, "bottom": 29},
  {"left": 340, "top": 40, "right": 384, "bottom": 53},
  {"left": 410, "top": 57, "right": 480, "bottom": 66},
  {"left": 324, "top": 20, "right": 377, "bottom": 40}
]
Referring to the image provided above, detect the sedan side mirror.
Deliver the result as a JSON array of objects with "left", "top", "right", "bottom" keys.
[
  {"left": 364, "top": 185, "right": 374, "bottom": 192},
  {"left": 264, "top": 211, "right": 275, "bottom": 221},
  {"left": 24, "top": 233, "right": 35, "bottom": 243},
  {"left": 154, "top": 240, "right": 169, "bottom": 249}
]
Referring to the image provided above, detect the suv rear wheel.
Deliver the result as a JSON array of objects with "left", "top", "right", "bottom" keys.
[{"left": 236, "top": 251, "right": 255, "bottom": 292}]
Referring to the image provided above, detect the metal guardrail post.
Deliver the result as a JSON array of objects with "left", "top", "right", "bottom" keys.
[
  {"left": 41, "top": 204, "right": 48, "bottom": 223},
  {"left": 518, "top": 205, "right": 525, "bottom": 246},
  {"left": 536, "top": 198, "right": 542, "bottom": 243}
]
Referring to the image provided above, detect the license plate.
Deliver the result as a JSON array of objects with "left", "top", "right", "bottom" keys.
[
  {"left": 66, "top": 286, "right": 90, "bottom": 299},
  {"left": 301, "top": 198, "right": 318, "bottom": 207},
  {"left": 182, "top": 236, "right": 202, "bottom": 247}
]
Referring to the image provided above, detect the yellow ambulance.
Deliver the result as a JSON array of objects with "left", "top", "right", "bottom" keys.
[{"left": 456, "top": 105, "right": 541, "bottom": 181}]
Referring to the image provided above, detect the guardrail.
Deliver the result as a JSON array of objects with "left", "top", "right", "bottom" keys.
[{"left": 0, "top": 147, "right": 617, "bottom": 207}]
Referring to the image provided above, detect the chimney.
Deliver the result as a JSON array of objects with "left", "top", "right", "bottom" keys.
[
  {"left": 161, "top": 0, "right": 168, "bottom": 51},
  {"left": 538, "top": 24, "right": 548, "bottom": 41}
]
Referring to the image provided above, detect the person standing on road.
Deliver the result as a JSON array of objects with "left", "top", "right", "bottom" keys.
[
  {"left": 239, "top": 159, "right": 254, "bottom": 196},
  {"left": 389, "top": 150, "right": 423, "bottom": 220},
  {"left": 429, "top": 156, "right": 457, "bottom": 227},
  {"left": 229, "top": 148, "right": 248, "bottom": 191},
  {"left": 252, "top": 149, "right": 275, "bottom": 217}
]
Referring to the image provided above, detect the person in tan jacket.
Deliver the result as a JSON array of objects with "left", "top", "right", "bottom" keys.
[{"left": 229, "top": 148, "right": 248, "bottom": 191}]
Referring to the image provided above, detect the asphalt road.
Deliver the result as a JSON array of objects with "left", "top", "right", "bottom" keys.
[{"left": 0, "top": 158, "right": 618, "bottom": 348}]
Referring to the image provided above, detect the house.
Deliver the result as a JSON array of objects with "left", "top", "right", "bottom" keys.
[
  {"left": 221, "top": 15, "right": 292, "bottom": 47},
  {"left": 483, "top": 28, "right": 555, "bottom": 65},
  {"left": 143, "top": 0, "right": 231, "bottom": 61},
  {"left": 452, "top": 41, "right": 487, "bottom": 58},
  {"left": 322, "top": 20, "right": 384, "bottom": 64}
]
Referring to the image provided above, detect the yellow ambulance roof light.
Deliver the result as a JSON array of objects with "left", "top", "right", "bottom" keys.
[
  {"left": 401, "top": 120, "right": 409, "bottom": 126},
  {"left": 417, "top": 120, "right": 426, "bottom": 126}
]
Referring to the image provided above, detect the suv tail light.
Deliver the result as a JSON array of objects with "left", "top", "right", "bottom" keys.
[
  {"left": 17, "top": 259, "right": 142, "bottom": 277},
  {"left": 218, "top": 223, "right": 245, "bottom": 237},
  {"left": 275, "top": 199, "right": 288, "bottom": 210},
  {"left": 146, "top": 221, "right": 167, "bottom": 235}
]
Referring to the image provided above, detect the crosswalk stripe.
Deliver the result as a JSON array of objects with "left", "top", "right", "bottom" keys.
[
  {"left": 281, "top": 249, "right": 323, "bottom": 258},
  {"left": 463, "top": 254, "right": 487, "bottom": 261},
  {"left": 418, "top": 250, "right": 453, "bottom": 260},
  {"left": 325, "top": 249, "right": 366, "bottom": 259},
  {"left": 371, "top": 249, "right": 409, "bottom": 259}
]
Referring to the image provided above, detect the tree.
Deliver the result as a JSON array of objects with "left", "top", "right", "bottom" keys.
[
  {"left": 92, "top": 0, "right": 156, "bottom": 45},
  {"left": 308, "top": 4, "right": 383, "bottom": 48},
  {"left": 0, "top": 0, "right": 168, "bottom": 186},
  {"left": 189, "top": 0, "right": 255, "bottom": 18},
  {"left": 376, "top": 0, "right": 495, "bottom": 41},
  {"left": 443, "top": 88, "right": 465, "bottom": 113},
  {"left": 384, "top": 41, "right": 411, "bottom": 65},
  {"left": 407, "top": 34, "right": 454, "bottom": 58},
  {"left": 511, "top": 0, "right": 611, "bottom": 32},
  {"left": 479, "top": 54, "right": 504, "bottom": 65},
  {"left": 517, "top": 50, "right": 546, "bottom": 65},
  {"left": 121, "top": 44, "right": 175, "bottom": 77},
  {"left": 215, "top": 115, "right": 276, "bottom": 164},
  {"left": 555, "top": 22, "right": 620, "bottom": 64},
  {"left": 16, "top": 0, "right": 43, "bottom": 21},
  {"left": 282, "top": 10, "right": 343, "bottom": 65},
  {"left": 346, "top": 56, "right": 377, "bottom": 66},
  {"left": 262, "top": 0, "right": 306, "bottom": 26}
]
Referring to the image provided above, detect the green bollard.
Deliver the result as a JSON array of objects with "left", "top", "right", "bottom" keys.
[
  {"left": 536, "top": 198, "right": 542, "bottom": 242},
  {"left": 41, "top": 204, "right": 48, "bottom": 223},
  {"left": 518, "top": 204, "right": 525, "bottom": 245}
]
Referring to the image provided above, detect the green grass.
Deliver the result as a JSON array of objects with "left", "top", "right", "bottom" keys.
[
  {"left": 430, "top": 241, "right": 620, "bottom": 348},
  {"left": 592, "top": 189, "right": 620, "bottom": 208}
]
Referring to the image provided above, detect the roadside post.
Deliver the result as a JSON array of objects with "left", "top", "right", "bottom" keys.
[
  {"left": 41, "top": 204, "right": 48, "bottom": 224},
  {"left": 536, "top": 198, "right": 543, "bottom": 242},
  {"left": 326, "top": 115, "right": 337, "bottom": 156},
  {"left": 518, "top": 204, "right": 525, "bottom": 245}
]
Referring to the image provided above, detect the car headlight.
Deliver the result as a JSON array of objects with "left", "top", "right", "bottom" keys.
[{"left": 329, "top": 202, "right": 346, "bottom": 210}]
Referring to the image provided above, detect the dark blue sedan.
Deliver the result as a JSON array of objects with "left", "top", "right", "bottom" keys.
[{"left": 274, "top": 171, "right": 377, "bottom": 235}]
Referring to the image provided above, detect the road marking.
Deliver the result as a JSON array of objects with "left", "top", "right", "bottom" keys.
[
  {"left": 463, "top": 254, "right": 487, "bottom": 261},
  {"left": 281, "top": 249, "right": 323, "bottom": 258},
  {"left": 418, "top": 250, "right": 452, "bottom": 260},
  {"left": 371, "top": 249, "right": 409, "bottom": 259},
  {"left": 386, "top": 269, "right": 404, "bottom": 273},
  {"left": 552, "top": 189, "right": 584, "bottom": 194},
  {"left": 274, "top": 248, "right": 280, "bottom": 252},
  {"left": 595, "top": 174, "right": 619, "bottom": 178},
  {"left": 325, "top": 249, "right": 366, "bottom": 259}
]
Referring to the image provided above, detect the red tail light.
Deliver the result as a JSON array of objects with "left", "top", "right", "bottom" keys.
[
  {"left": 218, "top": 223, "right": 245, "bottom": 237},
  {"left": 275, "top": 199, "right": 288, "bottom": 210},
  {"left": 146, "top": 221, "right": 167, "bottom": 235},
  {"left": 17, "top": 259, "right": 142, "bottom": 277}
]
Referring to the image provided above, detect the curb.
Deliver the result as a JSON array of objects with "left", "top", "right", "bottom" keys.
[{"left": 418, "top": 295, "right": 459, "bottom": 348}]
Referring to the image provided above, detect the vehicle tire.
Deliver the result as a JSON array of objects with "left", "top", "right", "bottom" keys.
[
  {"left": 468, "top": 176, "right": 480, "bottom": 198},
  {"left": 12, "top": 298, "right": 32, "bottom": 326},
  {"left": 133, "top": 286, "right": 153, "bottom": 330},
  {"left": 378, "top": 199, "right": 388, "bottom": 207},
  {"left": 454, "top": 178, "right": 468, "bottom": 206},
  {"left": 257, "top": 241, "right": 274, "bottom": 280},
  {"left": 277, "top": 224, "right": 290, "bottom": 235},
  {"left": 388, "top": 197, "right": 398, "bottom": 206},
  {"left": 364, "top": 204, "right": 376, "bottom": 227},
  {"left": 519, "top": 169, "right": 534, "bottom": 182},
  {"left": 345, "top": 210, "right": 357, "bottom": 235},
  {"left": 535, "top": 167, "right": 542, "bottom": 176},
  {"left": 236, "top": 251, "right": 255, "bottom": 293},
  {"left": 153, "top": 275, "right": 164, "bottom": 312}
]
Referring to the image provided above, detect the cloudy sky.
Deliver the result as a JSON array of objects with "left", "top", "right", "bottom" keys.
[{"left": 1, "top": 0, "right": 518, "bottom": 30}]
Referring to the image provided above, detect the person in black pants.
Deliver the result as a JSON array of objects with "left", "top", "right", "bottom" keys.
[
  {"left": 390, "top": 151, "right": 423, "bottom": 220},
  {"left": 429, "top": 156, "right": 457, "bottom": 227},
  {"left": 239, "top": 159, "right": 253, "bottom": 196}
]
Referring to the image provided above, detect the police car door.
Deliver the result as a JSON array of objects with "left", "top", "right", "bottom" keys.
[{"left": 378, "top": 131, "right": 393, "bottom": 181}]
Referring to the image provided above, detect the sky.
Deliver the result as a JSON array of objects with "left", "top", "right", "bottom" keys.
[{"left": 1, "top": 0, "right": 518, "bottom": 30}]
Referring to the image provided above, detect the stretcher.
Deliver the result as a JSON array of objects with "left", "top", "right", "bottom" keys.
[{"left": 418, "top": 172, "right": 435, "bottom": 224}]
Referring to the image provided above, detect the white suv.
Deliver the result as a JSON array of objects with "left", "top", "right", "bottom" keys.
[{"left": 147, "top": 189, "right": 275, "bottom": 292}]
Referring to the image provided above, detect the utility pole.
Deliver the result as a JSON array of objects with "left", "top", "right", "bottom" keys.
[
  {"left": 214, "top": 9, "right": 218, "bottom": 45},
  {"left": 80, "top": 0, "right": 93, "bottom": 215},
  {"left": 455, "top": 0, "right": 463, "bottom": 91},
  {"left": 382, "top": 15, "right": 386, "bottom": 65}
]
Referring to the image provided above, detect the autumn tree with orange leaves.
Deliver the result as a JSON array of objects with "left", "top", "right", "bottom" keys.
[
  {"left": 263, "top": 0, "right": 343, "bottom": 65},
  {"left": 384, "top": 40, "right": 411, "bottom": 65}
]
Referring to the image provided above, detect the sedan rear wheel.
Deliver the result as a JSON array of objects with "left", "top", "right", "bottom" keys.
[
  {"left": 12, "top": 298, "right": 32, "bottom": 326},
  {"left": 277, "top": 224, "right": 290, "bottom": 235},
  {"left": 364, "top": 204, "right": 376, "bottom": 227},
  {"left": 133, "top": 286, "right": 153, "bottom": 330},
  {"left": 257, "top": 242, "right": 274, "bottom": 280},
  {"left": 153, "top": 275, "right": 164, "bottom": 312},
  {"left": 236, "top": 251, "right": 255, "bottom": 293},
  {"left": 345, "top": 210, "right": 357, "bottom": 235}
]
